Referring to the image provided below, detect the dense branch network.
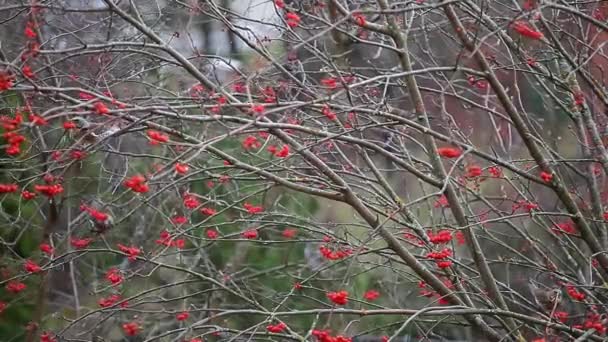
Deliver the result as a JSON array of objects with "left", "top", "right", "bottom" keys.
[{"left": 0, "top": 0, "right": 607, "bottom": 341}]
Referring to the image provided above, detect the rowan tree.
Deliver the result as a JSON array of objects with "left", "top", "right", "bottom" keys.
[{"left": 0, "top": 0, "right": 607, "bottom": 341}]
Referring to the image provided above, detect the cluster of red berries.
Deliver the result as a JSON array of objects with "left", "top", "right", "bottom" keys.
[
  {"left": 319, "top": 245, "right": 352, "bottom": 260},
  {"left": 576, "top": 312, "right": 606, "bottom": 334},
  {"left": 1, "top": 113, "right": 25, "bottom": 155},
  {"left": 322, "top": 105, "right": 337, "bottom": 121},
  {"left": 147, "top": 130, "right": 169, "bottom": 145},
  {"left": 241, "top": 229, "right": 258, "bottom": 239},
  {"left": 427, "top": 248, "right": 453, "bottom": 269},
  {"left": 117, "top": 244, "right": 141, "bottom": 261},
  {"left": 285, "top": 12, "right": 300, "bottom": 27},
  {"left": 0, "top": 183, "right": 18, "bottom": 193},
  {"left": 327, "top": 290, "right": 348, "bottom": 305},
  {"left": 565, "top": 284, "right": 586, "bottom": 301},
  {"left": 98, "top": 294, "right": 127, "bottom": 308},
  {"left": 312, "top": 330, "right": 352, "bottom": 342},
  {"left": 242, "top": 135, "right": 261, "bottom": 149},
  {"left": 427, "top": 230, "right": 452, "bottom": 244},
  {"left": 34, "top": 183, "right": 64, "bottom": 197},
  {"left": 156, "top": 230, "right": 185, "bottom": 249},
  {"left": 268, "top": 144, "right": 290, "bottom": 158},
  {"left": 124, "top": 175, "right": 149, "bottom": 193},
  {"left": 243, "top": 202, "right": 263, "bottom": 214},
  {"left": 266, "top": 322, "right": 287, "bottom": 333},
  {"left": 183, "top": 194, "right": 200, "bottom": 209},
  {"left": 437, "top": 146, "right": 462, "bottom": 158}
]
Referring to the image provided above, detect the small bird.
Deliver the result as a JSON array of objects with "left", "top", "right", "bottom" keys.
[
  {"left": 70, "top": 116, "right": 122, "bottom": 146},
  {"left": 84, "top": 203, "right": 114, "bottom": 234},
  {"left": 70, "top": 116, "right": 100, "bottom": 144},
  {"left": 529, "top": 282, "right": 561, "bottom": 311},
  {"left": 91, "top": 214, "right": 113, "bottom": 234}
]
